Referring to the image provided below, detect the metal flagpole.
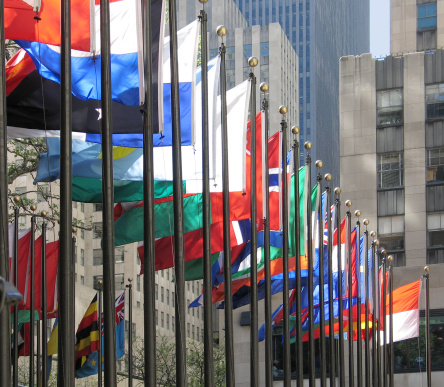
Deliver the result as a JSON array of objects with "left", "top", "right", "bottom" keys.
[
  {"left": 261, "top": 83, "right": 273, "bottom": 387},
  {"left": 41, "top": 217, "right": 48, "bottom": 387},
  {"left": 169, "top": 0, "right": 187, "bottom": 384},
  {"left": 315, "top": 160, "right": 327, "bottom": 387},
  {"left": 370, "top": 232, "right": 378, "bottom": 387},
  {"left": 345, "top": 200, "right": 354, "bottom": 387},
  {"left": 199, "top": 3, "right": 214, "bottom": 386},
  {"left": 363, "top": 219, "right": 370, "bottom": 387},
  {"left": 381, "top": 249, "right": 387, "bottom": 387},
  {"left": 304, "top": 141, "right": 315, "bottom": 387},
  {"left": 387, "top": 256, "right": 394, "bottom": 387},
  {"left": 98, "top": 281, "right": 103, "bottom": 387},
  {"left": 292, "top": 126, "right": 304, "bottom": 387},
  {"left": 217, "top": 25, "right": 235, "bottom": 387},
  {"left": 0, "top": 0, "right": 12, "bottom": 379},
  {"left": 334, "top": 188, "right": 345, "bottom": 387},
  {"left": 280, "top": 107, "right": 291, "bottom": 386},
  {"left": 375, "top": 241, "right": 382, "bottom": 387},
  {"left": 141, "top": 0, "right": 156, "bottom": 384},
  {"left": 13, "top": 201, "right": 20, "bottom": 387},
  {"left": 325, "top": 174, "right": 335, "bottom": 387},
  {"left": 30, "top": 211, "right": 36, "bottom": 387},
  {"left": 126, "top": 278, "right": 133, "bottom": 387},
  {"left": 248, "top": 57, "right": 259, "bottom": 387},
  {"left": 355, "top": 210, "right": 362, "bottom": 387},
  {"left": 100, "top": 0, "right": 117, "bottom": 383},
  {"left": 424, "top": 266, "right": 431, "bottom": 387}
]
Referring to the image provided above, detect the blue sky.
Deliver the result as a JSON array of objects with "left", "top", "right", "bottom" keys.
[{"left": 370, "top": 0, "right": 390, "bottom": 57}]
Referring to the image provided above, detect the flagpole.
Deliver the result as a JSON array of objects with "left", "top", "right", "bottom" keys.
[
  {"left": 98, "top": 280, "right": 103, "bottom": 387},
  {"left": 345, "top": 200, "right": 354, "bottom": 387},
  {"left": 316, "top": 160, "right": 327, "bottom": 387},
  {"left": 0, "top": 0, "right": 11, "bottom": 382},
  {"left": 41, "top": 216, "right": 48, "bottom": 387},
  {"left": 141, "top": 0, "right": 156, "bottom": 383},
  {"left": 375, "top": 240, "right": 382, "bottom": 387},
  {"left": 370, "top": 232, "right": 378, "bottom": 387},
  {"left": 292, "top": 126, "right": 304, "bottom": 387},
  {"left": 59, "top": 0, "right": 75, "bottom": 380},
  {"left": 280, "top": 106, "right": 291, "bottom": 386},
  {"left": 325, "top": 174, "right": 335, "bottom": 387},
  {"left": 126, "top": 278, "right": 133, "bottom": 387},
  {"left": 248, "top": 57, "right": 259, "bottom": 387},
  {"left": 381, "top": 249, "right": 387, "bottom": 387},
  {"left": 363, "top": 219, "right": 370, "bottom": 387},
  {"left": 261, "top": 82, "right": 273, "bottom": 387},
  {"left": 13, "top": 200, "right": 20, "bottom": 387},
  {"left": 305, "top": 141, "right": 316, "bottom": 387},
  {"left": 30, "top": 210, "right": 36, "bottom": 387},
  {"left": 423, "top": 266, "right": 431, "bottom": 387},
  {"left": 355, "top": 210, "right": 362, "bottom": 387},
  {"left": 334, "top": 188, "right": 345, "bottom": 387},
  {"left": 199, "top": 3, "right": 214, "bottom": 387},
  {"left": 387, "top": 256, "right": 394, "bottom": 387},
  {"left": 217, "top": 25, "right": 235, "bottom": 387}
]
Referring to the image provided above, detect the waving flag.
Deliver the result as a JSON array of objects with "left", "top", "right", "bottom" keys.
[{"left": 5, "top": 0, "right": 91, "bottom": 51}]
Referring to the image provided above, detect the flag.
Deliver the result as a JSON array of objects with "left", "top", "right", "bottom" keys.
[
  {"left": 5, "top": 0, "right": 91, "bottom": 51},
  {"left": 383, "top": 280, "right": 421, "bottom": 344},
  {"left": 46, "top": 318, "right": 58, "bottom": 382},
  {"left": 267, "top": 131, "right": 282, "bottom": 231},
  {"left": 75, "top": 292, "right": 125, "bottom": 378}
]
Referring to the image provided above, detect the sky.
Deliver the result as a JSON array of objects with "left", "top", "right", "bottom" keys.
[{"left": 370, "top": 0, "right": 390, "bottom": 58}]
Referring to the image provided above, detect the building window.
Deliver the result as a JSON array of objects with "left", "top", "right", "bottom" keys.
[
  {"left": 161, "top": 312, "right": 164, "bottom": 328},
  {"left": 80, "top": 275, "right": 84, "bottom": 285},
  {"left": 172, "top": 292, "right": 175, "bottom": 307},
  {"left": 74, "top": 246, "right": 77, "bottom": 263},
  {"left": 161, "top": 287, "right": 164, "bottom": 303},
  {"left": 172, "top": 316, "right": 175, "bottom": 332},
  {"left": 394, "top": 309, "right": 444, "bottom": 372},
  {"left": 115, "top": 247, "right": 124, "bottom": 263},
  {"left": 427, "top": 212, "right": 444, "bottom": 264},
  {"left": 93, "top": 249, "right": 102, "bottom": 266},
  {"left": 378, "top": 153, "right": 404, "bottom": 189},
  {"left": 93, "top": 223, "right": 102, "bottom": 239},
  {"left": 418, "top": 3, "right": 437, "bottom": 31},
  {"left": 80, "top": 223, "right": 85, "bottom": 239},
  {"left": 378, "top": 234, "right": 405, "bottom": 267},
  {"left": 93, "top": 274, "right": 125, "bottom": 291},
  {"left": 378, "top": 190, "right": 405, "bottom": 216},
  {"left": 377, "top": 89, "right": 403, "bottom": 126},
  {"left": 427, "top": 147, "right": 444, "bottom": 183},
  {"left": 155, "top": 284, "right": 158, "bottom": 300},
  {"left": 155, "top": 309, "right": 158, "bottom": 326},
  {"left": 166, "top": 314, "right": 169, "bottom": 330},
  {"left": 166, "top": 289, "right": 169, "bottom": 305},
  {"left": 187, "top": 299, "right": 190, "bottom": 314},
  {"left": 426, "top": 83, "right": 444, "bottom": 119},
  {"left": 80, "top": 249, "right": 85, "bottom": 266},
  {"left": 136, "top": 276, "right": 140, "bottom": 292},
  {"left": 94, "top": 203, "right": 103, "bottom": 212},
  {"left": 81, "top": 202, "right": 84, "bottom": 212},
  {"left": 187, "top": 323, "right": 190, "bottom": 338},
  {"left": 137, "top": 301, "right": 140, "bottom": 308}
]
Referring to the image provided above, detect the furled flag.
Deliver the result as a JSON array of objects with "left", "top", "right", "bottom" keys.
[
  {"left": 75, "top": 292, "right": 125, "bottom": 378},
  {"left": 5, "top": 0, "right": 91, "bottom": 51}
]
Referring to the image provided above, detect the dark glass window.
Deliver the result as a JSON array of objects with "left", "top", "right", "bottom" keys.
[
  {"left": 377, "top": 89, "right": 403, "bottom": 126},
  {"left": 418, "top": 4, "right": 437, "bottom": 31},
  {"left": 378, "top": 153, "right": 404, "bottom": 189},
  {"left": 426, "top": 83, "right": 444, "bottom": 119},
  {"left": 427, "top": 148, "right": 444, "bottom": 183},
  {"left": 378, "top": 234, "right": 405, "bottom": 267}
]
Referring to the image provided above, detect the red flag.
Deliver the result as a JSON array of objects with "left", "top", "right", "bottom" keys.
[{"left": 5, "top": 0, "right": 91, "bottom": 51}]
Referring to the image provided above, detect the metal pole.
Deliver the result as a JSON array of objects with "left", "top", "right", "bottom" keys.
[
  {"left": 375, "top": 243, "right": 382, "bottom": 387},
  {"left": 248, "top": 59, "right": 259, "bottom": 387},
  {"left": 388, "top": 256, "right": 394, "bottom": 387},
  {"left": 30, "top": 213, "right": 36, "bottom": 387},
  {"left": 424, "top": 266, "right": 431, "bottom": 387},
  {"left": 381, "top": 251, "right": 387, "bottom": 387},
  {"left": 100, "top": 0, "right": 117, "bottom": 383},
  {"left": 316, "top": 161, "right": 327, "bottom": 387},
  {"left": 0, "top": 1, "right": 12, "bottom": 384},
  {"left": 261, "top": 83, "right": 273, "bottom": 387},
  {"left": 363, "top": 220, "right": 370, "bottom": 387},
  {"left": 59, "top": 0, "right": 75, "bottom": 380},
  {"left": 334, "top": 188, "right": 345, "bottom": 387},
  {"left": 98, "top": 281, "right": 103, "bottom": 387},
  {"left": 305, "top": 141, "right": 315, "bottom": 387},
  {"left": 126, "top": 278, "right": 133, "bottom": 387},
  {"left": 217, "top": 25, "right": 235, "bottom": 387},
  {"left": 325, "top": 175, "right": 335, "bottom": 387},
  {"left": 141, "top": 0, "right": 156, "bottom": 384},
  {"left": 280, "top": 108, "right": 291, "bottom": 386},
  {"left": 370, "top": 233, "right": 378, "bottom": 387},
  {"left": 199, "top": 5, "right": 214, "bottom": 387},
  {"left": 355, "top": 211, "right": 362, "bottom": 387},
  {"left": 345, "top": 201, "right": 354, "bottom": 387},
  {"left": 41, "top": 219, "right": 48, "bottom": 387},
  {"left": 13, "top": 204, "right": 20, "bottom": 387},
  {"left": 292, "top": 127, "right": 303, "bottom": 387},
  {"left": 169, "top": 1, "right": 187, "bottom": 384}
]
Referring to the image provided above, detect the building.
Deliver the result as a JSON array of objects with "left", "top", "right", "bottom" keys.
[
  {"left": 231, "top": 0, "right": 370, "bottom": 186},
  {"left": 340, "top": 0, "right": 444, "bottom": 383}
]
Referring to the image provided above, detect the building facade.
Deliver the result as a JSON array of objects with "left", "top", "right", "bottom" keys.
[{"left": 340, "top": 0, "right": 444, "bottom": 383}]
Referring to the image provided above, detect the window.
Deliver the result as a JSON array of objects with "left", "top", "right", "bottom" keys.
[
  {"left": 155, "top": 284, "right": 158, "bottom": 300},
  {"left": 196, "top": 327, "right": 200, "bottom": 342},
  {"left": 161, "top": 287, "right": 164, "bottom": 303},
  {"left": 192, "top": 325, "right": 195, "bottom": 340},
  {"left": 93, "top": 249, "right": 102, "bottom": 266},
  {"left": 74, "top": 246, "right": 77, "bottom": 263},
  {"left": 166, "top": 289, "right": 169, "bottom": 305},
  {"left": 427, "top": 213, "right": 444, "bottom": 263},
  {"left": 137, "top": 301, "right": 140, "bottom": 308},
  {"left": 80, "top": 249, "right": 85, "bottom": 266},
  {"left": 166, "top": 314, "right": 169, "bottom": 330},
  {"left": 155, "top": 309, "right": 158, "bottom": 326},
  {"left": 187, "top": 299, "right": 190, "bottom": 314},
  {"left": 192, "top": 282, "right": 195, "bottom": 293},
  {"left": 378, "top": 190, "right": 405, "bottom": 216},
  {"left": 166, "top": 269, "right": 169, "bottom": 280},
  {"left": 94, "top": 203, "right": 103, "bottom": 212},
  {"left": 418, "top": 3, "right": 437, "bottom": 31},
  {"left": 187, "top": 323, "right": 190, "bottom": 338},
  {"left": 427, "top": 147, "right": 444, "bottom": 183},
  {"left": 172, "top": 292, "right": 175, "bottom": 307},
  {"left": 93, "top": 274, "right": 125, "bottom": 291},
  {"left": 136, "top": 276, "right": 140, "bottom": 292},
  {"left": 115, "top": 247, "right": 124, "bottom": 263},
  {"left": 197, "top": 308, "right": 199, "bottom": 319},
  {"left": 37, "top": 185, "right": 49, "bottom": 203},
  {"left": 80, "top": 223, "right": 84, "bottom": 239},
  {"left": 426, "top": 83, "right": 444, "bottom": 119},
  {"left": 394, "top": 309, "right": 444, "bottom": 372},
  {"left": 161, "top": 312, "right": 164, "bottom": 328},
  {"left": 172, "top": 316, "right": 175, "bottom": 332},
  {"left": 81, "top": 203, "right": 84, "bottom": 212},
  {"left": 377, "top": 89, "right": 403, "bottom": 126},
  {"left": 378, "top": 234, "right": 405, "bottom": 267},
  {"left": 80, "top": 275, "right": 84, "bottom": 284},
  {"left": 378, "top": 153, "right": 403, "bottom": 189},
  {"left": 93, "top": 223, "right": 103, "bottom": 239},
  {"left": 73, "top": 201, "right": 77, "bottom": 209}
]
